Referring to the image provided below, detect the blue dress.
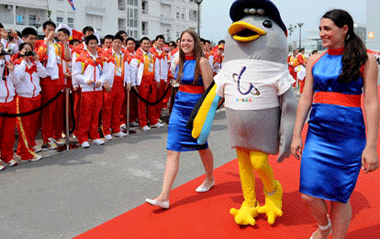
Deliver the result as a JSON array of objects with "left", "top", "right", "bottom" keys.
[
  {"left": 300, "top": 48, "right": 366, "bottom": 203},
  {"left": 166, "top": 58, "right": 209, "bottom": 152}
]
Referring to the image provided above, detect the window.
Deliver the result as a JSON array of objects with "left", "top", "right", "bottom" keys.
[
  {"left": 118, "top": 18, "right": 126, "bottom": 30},
  {"left": 68, "top": 12, "right": 75, "bottom": 28},
  {"left": 142, "top": 1, "right": 148, "bottom": 14},
  {"left": 176, "top": 12, "right": 179, "bottom": 19},
  {"left": 134, "top": 30, "right": 138, "bottom": 38},
  {"left": 29, "top": 14, "right": 37, "bottom": 25},
  {"left": 134, "top": 9, "right": 138, "bottom": 19},
  {"left": 181, "top": 13, "right": 185, "bottom": 20},
  {"left": 189, "top": 10, "right": 197, "bottom": 21},
  {"left": 68, "top": 17, "right": 74, "bottom": 28},
  {"left": 86, "top": 15, "right": 103, "bottom": 31},
  {"left": 142, "top": 22, "right": 148, "bottom": 35},
  {"left": 176, "top": 32, "right": 180, "bottom": 38},
  {"left": 118, "top": 0, "right": 126, "bottom": 11}
]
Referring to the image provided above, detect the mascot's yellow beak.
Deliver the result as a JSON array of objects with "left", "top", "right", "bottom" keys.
[{"left": 228, "top": 21, "right": 267, "bottom": 42}]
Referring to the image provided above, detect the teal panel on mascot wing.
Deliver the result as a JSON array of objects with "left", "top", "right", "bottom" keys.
[{"left": 224, "top": 15, "right": 288, "bottom": 64}]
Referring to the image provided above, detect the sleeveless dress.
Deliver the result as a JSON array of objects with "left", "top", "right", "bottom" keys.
[
  {"left": 166, "top": 56, "right": 209, "bottom": 152},
  {"left": 299, "top": 47, "right": 366, "bottom": 203}
]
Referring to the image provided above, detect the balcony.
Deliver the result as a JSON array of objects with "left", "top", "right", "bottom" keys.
[{"left": 86, "top": 5, "right": 106, "bottom": 16}]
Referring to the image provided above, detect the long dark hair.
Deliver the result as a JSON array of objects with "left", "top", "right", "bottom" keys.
[
  {"left": 176, "top": 29, "right": 204, "bottom": 85},
  {"left": 322, "top": 9, "right": 367, "bottom": 83}
]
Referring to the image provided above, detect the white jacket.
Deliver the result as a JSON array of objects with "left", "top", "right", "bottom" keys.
[
  {"left": 129, "top": 49, "right": 160, "bottom": 86},
  {"left": 0, "top": 59, "right": 19, "bottom": 103},
  {"left": 13, "top": 59, "right": 48, "bottom": 98},
  {"left": 72, "top": 51, "right": 108, "bottom": 92},
  {"left": 106, "top": 49, "right": 131, "bottom": 87}
]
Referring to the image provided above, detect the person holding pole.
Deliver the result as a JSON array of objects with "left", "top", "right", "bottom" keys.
[{"left": 102, "top": 34, "right": 130, "bottom": 140}]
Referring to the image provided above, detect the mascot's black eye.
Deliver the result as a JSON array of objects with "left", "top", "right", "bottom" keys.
[{"left": 262, "top": 20, "right": 273, "bottom": 28}]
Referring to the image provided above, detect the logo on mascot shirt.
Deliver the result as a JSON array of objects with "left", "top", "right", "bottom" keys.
[{"left": 232, "top": 66, "right": 260, "bottom": 96}]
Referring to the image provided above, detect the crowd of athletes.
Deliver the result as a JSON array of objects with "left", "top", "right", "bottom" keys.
[{"left": 0, "top": 20, "right": 225, "bottom": 171}]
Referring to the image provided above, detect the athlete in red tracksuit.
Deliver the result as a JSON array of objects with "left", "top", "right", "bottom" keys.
[
  {"left": 72, "top": 35, "right": 108, "bottom": 148},
  {"left": 71, "top": 38, "right": 104, "bottom": 137},
  {"left": 150, "top": 35, "right": 168, "bottom": 124},
  {"left": 102, "top": 35, "right": 130, "bottom": 140},
  {"left": 0, "top": 56, "right": 18, "bottom": 169},
  {"left": 37, "top": 21, "right": 71, "bottom": 149},
  {"left": 130, "top": 37, "right": 161, "bottom": 131},
  {"left": 14, "top": 43, "right": 49, "bottom": 162}
]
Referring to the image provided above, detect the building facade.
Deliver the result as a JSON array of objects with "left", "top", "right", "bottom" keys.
[
  {"left": 0, "top": 0, "right": 199, "bottom": 41},
  {"left": 366, "top": 0, "right": 380, "bottom": 51},
  {"left": 140, "top": 0, "right": 198, "bottom": 41}
]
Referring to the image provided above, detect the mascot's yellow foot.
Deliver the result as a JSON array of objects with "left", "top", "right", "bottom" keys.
[
  {"left": 258, "top": 180, "right": 283, "bottom": 225},
  {"left": 230, "top": 201, "right": 260, "bottom": 226}
]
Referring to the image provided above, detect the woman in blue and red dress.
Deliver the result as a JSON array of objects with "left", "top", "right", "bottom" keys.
[
  {"left": 291, "top": 10, "right": 379, "bottom": 239},
  {"left": 145, "top": 30, "right": 215, "bottom": 209}
]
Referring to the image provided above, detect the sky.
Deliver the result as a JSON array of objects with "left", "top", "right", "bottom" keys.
[{"left": 200, "top": 0, "right": 367, "bottom": 43}]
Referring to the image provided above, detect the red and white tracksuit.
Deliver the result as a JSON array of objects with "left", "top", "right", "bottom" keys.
[
  {"left": 71, "top": 43, "right": 105, "bottom": 136},
  {"left": 13, "top": 58, "right": 48, "bottom": 160},
  {"left": 37, "top": 41, "right": 66, "bottom": 143},
  {"left": 209, "top": 51, "right": 224, "bottom": 76},
  {"left": 72, "top": 50, "right": 108, "bottom": 144},
  {"left": 297, "top": 53, "right": 307, "bottom": 93},
  {"left": 130, "top": 48, "right": 160, "bottom": 128},
  {"left": 102, "top": 49, "right": 130, "bottom": 136},
  {"left": 0, "top": 60, "right": 18, "bottom": 163},
  {"left": 150, "top": 46, "right": 169, "bottom": 120}
]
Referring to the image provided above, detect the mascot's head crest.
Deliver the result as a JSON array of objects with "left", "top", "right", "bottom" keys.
[{"left": 229, "top": 0, "right": 287, "bottom": 40}]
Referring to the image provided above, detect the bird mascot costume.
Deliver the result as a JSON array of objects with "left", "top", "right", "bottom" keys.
[{"left": 188, "top": 0, "right": 297, "bottom": 226}]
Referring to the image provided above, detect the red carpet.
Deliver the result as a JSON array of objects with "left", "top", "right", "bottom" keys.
[
  {"left": 77, "top": 88, "right": 380, "bottom": 238},
  {"left": 76, "top": 148, "right": 380, "bottom": 238}
]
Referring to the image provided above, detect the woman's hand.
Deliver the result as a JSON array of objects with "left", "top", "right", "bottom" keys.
[
  {"left": 361, "top": 146, "right": 379, "bottom": 173},
  {"left": 291, "top": 136, "right": 303, "bottom": 160},
  {"left": 6, "top": 60, "right": 14, "bottom": 72}
]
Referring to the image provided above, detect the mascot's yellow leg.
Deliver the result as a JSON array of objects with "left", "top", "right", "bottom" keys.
[
  {"left": 248, "top": 151, "right": 283, "bottom": 225},
  {"left": 229, "top": 147, "right": 260, "bottom": 226}
]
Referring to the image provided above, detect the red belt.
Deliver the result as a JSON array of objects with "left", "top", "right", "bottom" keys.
[
  {"left": 314, "top": 92, "right": 361, "bottom": 107},
  {"left": 178, "top": 84, "right": 204, "bottom": 94}
]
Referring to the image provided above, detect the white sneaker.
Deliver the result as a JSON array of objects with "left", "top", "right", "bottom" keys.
[
  {"left": 53, "top": 138, "right": 65, "bottom": 146},
  {"left": 151, "top": 122, "right": 164, "bottom": 128},
  {"left": 104, "top": 134, "right": 113, "bottom": 140},
  {"left": 0, "top": 165, "right": 5, "bottom": 171},
  {"left": 47, "top": 138, "right": 57, "bottom": 150},
  {"left": 130, "top": 121, "right": 139, "bottom": 127},
  {"left": 30, "top": 154, "right": 42, "bottom": 162},
  {"left": 33, "top": 145, "right": 43, "bottom": 153},
  {"left": 141, "top": 125, "right": 151, "bottom": 131},
  {"left": 113, "top": 131, "right": 127, "bottom": 137},
  {"left": 7, "top": 159, "right": 18, "bottom": 167},
  {"left": 81, "top": 141, "right": 90, "bottom": 148},
  {"left": 120, "top": 124, "right": 127, "bottom": 131},
  {"left": 92, "top": 139, "right": 105, "bottom": 145}
]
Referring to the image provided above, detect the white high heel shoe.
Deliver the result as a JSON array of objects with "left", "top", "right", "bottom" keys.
[
  {"left": 145, "top": 198, "right": 170, "bottom": 209},
  {"left": 195, "top": 180, "right": 215, "bottom": 193},
  {"left": 310, "top": 216, "right": 332, "bottom": 239}
]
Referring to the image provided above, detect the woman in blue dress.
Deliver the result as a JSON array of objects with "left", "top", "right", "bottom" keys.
[
  {"left": 291, "top": 10, "right": 379, "bottom": 239},
  {"left": 146, "top": 30, "right": 215, "bottom": 209}
]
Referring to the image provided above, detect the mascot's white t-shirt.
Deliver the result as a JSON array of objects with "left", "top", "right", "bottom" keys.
[{"left": 214, "top": 59, "right": 294, "bottom": 110}]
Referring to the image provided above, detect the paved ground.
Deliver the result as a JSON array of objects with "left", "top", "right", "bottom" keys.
[{"left": 0, "top": 108, "right": 237, "bottom": 239}]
